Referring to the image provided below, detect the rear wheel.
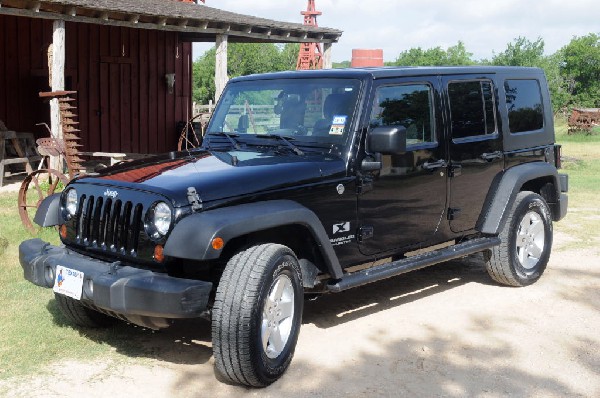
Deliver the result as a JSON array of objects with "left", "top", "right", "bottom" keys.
[
  {"left": 212, "top": 244, "right": 303, "bottom": 387},
  {"left": 54, "top": 293, "right": 115, "bottom": 328},
  {"left": 485, "top": 191, "right": 553, "bottom": 286}
]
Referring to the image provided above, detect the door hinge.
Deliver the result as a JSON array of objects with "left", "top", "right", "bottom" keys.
[
  {"left": 447, "top": 208, "right": 461, "bottom": 220},
  {"left": 449, "top": 164, "right": 462, "bottom": 177},
  {"left": 356, "top": 179, "right": 373, "bottom": 194},
  {"left": 358, "top": 226, "right": 374, "bottom": 242}
]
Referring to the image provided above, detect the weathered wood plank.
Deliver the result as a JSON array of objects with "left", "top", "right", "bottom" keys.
[
  {"left": 138, "top": 29, "right": 149, "bottom": 154},
  {"left": 215, "top": 34, "right": 228, "bottom": 102},
  {"left": 147, "top": 30, "right": 158, "bottom": 153},
  {"left": 88, "top": 23, "right": 101, "bottom": 151}
]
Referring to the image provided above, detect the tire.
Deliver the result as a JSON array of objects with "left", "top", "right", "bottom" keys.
[
  {"left": 485, "top": 191, "right": 553, "bottom": 286},
  {"left": 212, "top": 244, "right": 304, "bottom": 387},
  {"left": 54, "top": 293, "right": 116, "bottom": 328}
]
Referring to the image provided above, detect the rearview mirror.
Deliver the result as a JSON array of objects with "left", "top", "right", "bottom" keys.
[{"left": 367, "top": 126, "right": 407, "bottom": 154}]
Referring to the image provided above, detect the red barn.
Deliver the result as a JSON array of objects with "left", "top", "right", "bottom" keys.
[{"left": 0, "top": 0, "right": 341, "bottom": 157}]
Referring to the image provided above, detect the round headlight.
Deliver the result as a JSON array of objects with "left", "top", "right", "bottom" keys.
[
  {"left": 65, "top": 188, "right": 78, "bottom": 216},
  {"left": 152, "top": 202, "right": 172, "bottom": 236}
]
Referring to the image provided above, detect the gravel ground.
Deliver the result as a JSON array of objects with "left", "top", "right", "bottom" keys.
[{"left": 3, "top": 228, "right": 599, "bottom": 398}]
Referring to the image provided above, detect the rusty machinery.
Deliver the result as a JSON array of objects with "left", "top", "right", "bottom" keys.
[{"left": 18, "top": 91, "right": 83, "bottom": 233}]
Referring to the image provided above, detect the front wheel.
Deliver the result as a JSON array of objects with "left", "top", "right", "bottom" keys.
[
  {"left": 54, "top": 293, "right": 116, "bottom": 328},
  {"left": 485, "top": 191, "right": 553, "bottom": 286},
  {"left": 212, "top": 244, "right": 304, "bottom": 387}
]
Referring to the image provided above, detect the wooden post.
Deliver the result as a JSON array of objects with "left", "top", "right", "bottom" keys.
[
  {"left": 215, "top": 34, "right": 228, "bottom": 102},
  {"left": 323, "top": 43, "right": 333, "bottom": 69},
  {"left": 50, "top": 19, "right": 65, "bottom": 171}
]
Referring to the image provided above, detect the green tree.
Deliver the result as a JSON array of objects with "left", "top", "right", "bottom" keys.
[
  {"left": 561, "top": 33, "right": 600, "bottom": 107},
  {"left": 192, "top": 43, "right": 300, "bottom": 104},
  {"left": 393, "top": 41, "right": 474, "bottom": 66},
  {"left": 193, "top": 48, "right": 216, "bottom": 104},
  {"left": 491, "top": 37, "right": 571, "bottom": 112},
  {"left": 491, "top": 37, "right": 545, "bottom": 66}
]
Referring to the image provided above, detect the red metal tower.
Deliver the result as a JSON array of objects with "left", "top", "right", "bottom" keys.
[{"left": 296, "top": 0, "right": 323, "bottom": 70}]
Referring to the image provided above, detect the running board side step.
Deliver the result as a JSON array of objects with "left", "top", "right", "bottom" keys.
[{"left": 327, "top": 237, "right": 500, "bottom": 292}]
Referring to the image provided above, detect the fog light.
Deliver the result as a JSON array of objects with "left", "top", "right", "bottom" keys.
[
  {"left": 154, "top": 245, "right": 165, "bottom": 262},
  {"left": 59, "top": 224, "right": 67, "bottom": 239},
  {"left": 44, "top": 266, "right": 55, "bottom": 287}
]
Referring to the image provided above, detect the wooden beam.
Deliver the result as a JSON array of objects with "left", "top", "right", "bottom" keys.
[
  {"left": 0, "top": 7, "right": 341, "bottom": 44},
  {"left": 323, "top": 43, "right": 333, "bottom": 69},
  {"left": 65, "top": 6, "right": 76, "bottom": 17},
  {"left": 177, "top": 18, "right": 188, "bottom": 28},
  {"left": 157, "top": 17, "right": 167, "bottom": 26},
  {"left": 50, "top": 19, "right": 65, "bottom": 170},
  {"left": 129, "top": 14, "right": 139, "bottom": 24},
  {"left": 215, "top": 34, "right": 228, "bottom": 102},
  {"left": 29, "top": 1, "right": 41, "bottom": 12}
]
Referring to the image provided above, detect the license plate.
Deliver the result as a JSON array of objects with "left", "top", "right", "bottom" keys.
[{"left": 53, "top": 265, "right": 84, "bottom": 300}]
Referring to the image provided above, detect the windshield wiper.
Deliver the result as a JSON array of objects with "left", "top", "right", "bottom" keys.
[
  {"left": 257, "top": 134, "right": 304, "bottom": 156},
  {"left": 207, "top": 132, "right": 241, "bottom": 150}
]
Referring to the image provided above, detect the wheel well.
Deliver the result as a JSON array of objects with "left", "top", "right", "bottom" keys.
[
  {"left": 221, "top": 224, "right": 328, "bottom": 273},
  {"left": 520, "top": 176, "right": 557, "bottom": 204}
]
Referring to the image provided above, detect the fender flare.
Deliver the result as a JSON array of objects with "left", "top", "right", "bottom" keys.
[
  {"left": 163, "top": 200, "right": 344, "bottom": 279},
  {"left": 477, "top": 162, "right": 561, "bottom": 235},
  {"left": 33, "top": 193, "right": 64, "bottom": 227}
]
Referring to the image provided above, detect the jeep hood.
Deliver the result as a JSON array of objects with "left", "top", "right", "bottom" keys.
[{"left": 72, "top": 149, "right": 346, "bottom": 207}]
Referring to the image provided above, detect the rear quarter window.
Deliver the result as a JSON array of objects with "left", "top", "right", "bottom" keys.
[{"left": 504, "top": 79, "right": 544, "bottom": 133}]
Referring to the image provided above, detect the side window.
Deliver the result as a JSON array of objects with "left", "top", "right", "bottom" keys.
[
  {"left": 504, "top": 79, "right": 544, "bottom": 133},
  {"left": 370, "top": 84, "right": 435, "bottom": 146},
  {"left": 448, "top": 80, "right": 497, "bottom": 139}
]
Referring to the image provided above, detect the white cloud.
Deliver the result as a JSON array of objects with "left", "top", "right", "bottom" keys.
[{"left": 195, "top": 0, "right": 600, "bottom": 62}]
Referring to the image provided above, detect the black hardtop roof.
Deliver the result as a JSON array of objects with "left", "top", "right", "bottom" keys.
[{"left": 230, "top": 66, "right": 545, "bottom": 82}]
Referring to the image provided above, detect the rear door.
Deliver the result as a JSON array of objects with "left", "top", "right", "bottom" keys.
[
  {"left": 357, "top": 77, "right": 447, "bottom": 256},
  {"left": 442, "top": 75, "right": 504, "bottom": 233}
]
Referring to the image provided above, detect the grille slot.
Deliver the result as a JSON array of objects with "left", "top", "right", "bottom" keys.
[{"left": 76, "top": 195, "right": 143, "bottom": 255}]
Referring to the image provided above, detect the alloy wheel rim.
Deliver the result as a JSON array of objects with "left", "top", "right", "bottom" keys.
[
  {"left": 261, "top": 274, "right": 295, "bottom": 359},
  {"left": 516, "top": 210, "right": 545, "bottom": 270}
]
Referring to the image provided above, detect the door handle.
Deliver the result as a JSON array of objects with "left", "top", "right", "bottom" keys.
[
  {"left": 422, "top": 159, "right": 447, "bottom": 171},
  {"left": 481, "top": 151, "right": 503, "bottom": 161}
]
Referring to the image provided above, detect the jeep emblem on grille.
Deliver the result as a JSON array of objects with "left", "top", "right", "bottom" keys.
[{"left": 103, "top": 189, "right": 118, "bottom": 198}]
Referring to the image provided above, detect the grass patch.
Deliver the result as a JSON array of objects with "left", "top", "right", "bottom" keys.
[
  {"left": 0, "top": 116, "right": 598, "bottom": 380},
  {"left": 554, "top": 117, "right": 600, "bottom": 249},
  {"left": 0, "top": 193, "right": 153, "bottom": 380}
]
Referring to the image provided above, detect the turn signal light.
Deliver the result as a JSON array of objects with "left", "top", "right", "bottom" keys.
[
  {"left": 59, "top": 224, "right": 67, "bottom": 239},
  {"left": 154, "top": 244, "right": 165, "bottom": 262},
  {"left": 211, "top": 237, "right": 224, "bottom": 251}
]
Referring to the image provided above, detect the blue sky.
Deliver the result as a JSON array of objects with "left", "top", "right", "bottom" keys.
[{"left": 193, "top": 0, "right": 599, "bottom": 62}]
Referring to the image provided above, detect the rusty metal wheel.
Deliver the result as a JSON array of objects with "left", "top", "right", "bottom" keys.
[
  {"left": 177, "top": 113, "right": 210, "bottom": 151},
  {"left": 18, "top": 169, "right": 69, "bottom": 234}
]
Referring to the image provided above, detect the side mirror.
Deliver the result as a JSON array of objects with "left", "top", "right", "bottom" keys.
[{"left": 367, "top": 126, "right": 407, "bottom": 154}]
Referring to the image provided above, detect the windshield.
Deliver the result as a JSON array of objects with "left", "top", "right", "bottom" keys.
[{"left": 206, "top": 78, "right": 362, "bottom": 147}]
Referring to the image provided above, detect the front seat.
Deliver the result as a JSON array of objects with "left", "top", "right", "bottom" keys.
[{"left": 313, "top": 93, "right": 350, "bottom": 136}]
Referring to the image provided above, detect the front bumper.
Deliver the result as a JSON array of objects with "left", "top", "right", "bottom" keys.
[{"left": 20, "top": 239, "right": 212, "bottom": 326}]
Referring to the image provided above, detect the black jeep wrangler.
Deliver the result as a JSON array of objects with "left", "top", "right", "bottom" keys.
[{"left": 20, "top": 66, "right": 568, "bottom": 387}]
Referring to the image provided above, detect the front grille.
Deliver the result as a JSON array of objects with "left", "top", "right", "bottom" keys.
[{"left": 75, "top": 194, "right": 144, "bottom": 255}]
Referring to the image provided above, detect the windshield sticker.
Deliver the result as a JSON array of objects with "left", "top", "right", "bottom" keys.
[{"left": 329, "top": 115, "right": 347, "bottom": 136}]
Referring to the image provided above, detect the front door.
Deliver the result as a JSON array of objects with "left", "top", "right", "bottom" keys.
[
  {"left": 357, "top": 78, "right": 447, "bottom": 256},
  {"left": 442, "top": 76, "right": 504, "bottom": 233}
]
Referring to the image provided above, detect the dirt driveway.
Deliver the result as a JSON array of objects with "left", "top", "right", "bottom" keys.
[{"left": 6, "top": 231, "right": 600, "bottom": 397}]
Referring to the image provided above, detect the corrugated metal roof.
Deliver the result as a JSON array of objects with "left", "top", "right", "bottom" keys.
[{"left": 0, "top": 0, "right": 342, "bottom": 43}]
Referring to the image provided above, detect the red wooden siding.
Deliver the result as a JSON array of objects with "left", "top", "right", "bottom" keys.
[
  {"left": 0, "top": 16, "right": 53, "bottom": 135},
  {"left": 0, "top": 14, "right": 192, "bottom": 154}
]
